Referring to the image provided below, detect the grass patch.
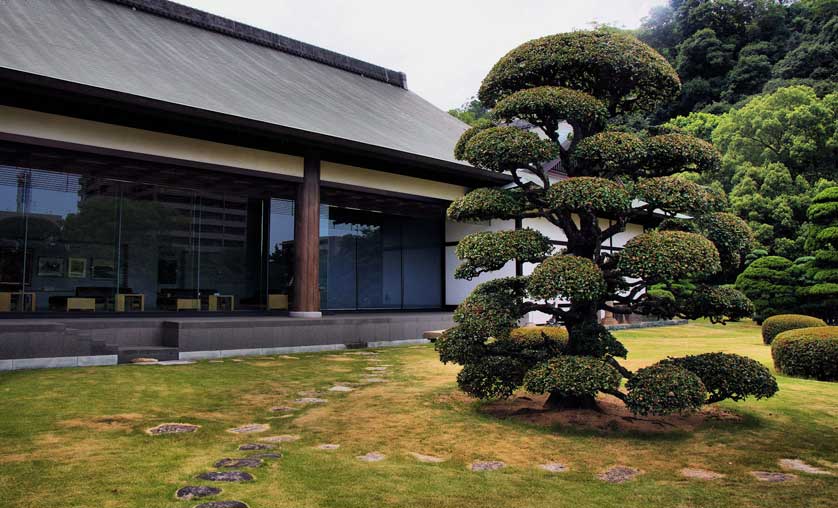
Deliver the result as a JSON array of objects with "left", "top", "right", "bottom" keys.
[{"left": 0, "top": 321, "right": 836, "bottom": 507}]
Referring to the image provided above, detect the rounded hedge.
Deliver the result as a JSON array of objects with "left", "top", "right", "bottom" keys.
[
  {"left": 509, "top": 326, "right": 569, "bottom": 346},
  {"left": 571, "top": 131, "right": 646, "bottom": 177},
  {"left": 735, "top": 256, "right": 798, "bottom": 323},
  {"left": 447, "top": 188, "right": 526, "bottom": 222},
  {"left": 478, "top": 30, "right": 680, "bottom": 114},
  {"left": 680, "top": 285, "right": 754, "bottom": 323},
  {"left": 698, "top": 212, "right": 755, "bottom": 271},
  {"left": 493, "top": 326, "right": 568, "bottom": 364},
  {"left": 772, "top": 326, "right": 838, "bottom": 381},
  {"left": 643, "top": 133, "right": 721, "bottom": 176},
  {"left": 663, "top": 353, "right": 778, "bottom": 402},
  {"left": 454, "top": 119, "right": 493, "bottom": 160},
  {"left": 618, "top": 230, "right": 721, "bottom": 282},
  {"left": 523, "top": 356, "right": 621, "bottom": 398},
  {"left": 455, "top": 229, "right": 552, "bottom": 280},
  {"left": 635, "top": 176, "right": 710, "bottom": 215},
  {"left": 625, "top": 363, "right": 707, "bottom": 416},
  {"left": 492, "top": 86, "right": 608, "bottom": 134},
  {"left": 457, "top": 355, "right": 527, "bottom": 399},
  {"left": 528, "top": 254, "right": 607, "bottom": 302},
  {"left": 436, "top": 326, "right": 487, "bottom": 365},
  {"left": 762, "top": 314, "right": 827, "bottom": 345},
  {"left": 546, "top": 177, "right": 631, "bottom": 215},
  {"left": 453, "top": 277, "right": 529, "bottom": 339},
  {"left": 461, "top": 126, "right": 558, "bottom": 173}
]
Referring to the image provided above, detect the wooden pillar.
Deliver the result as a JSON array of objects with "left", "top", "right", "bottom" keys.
[{"left": 291, "top": 154, "right": 321, "bottom": 317}]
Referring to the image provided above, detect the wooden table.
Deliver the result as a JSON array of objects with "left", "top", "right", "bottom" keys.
[
  {"left": 116, "top": 294, "right": 145, "bottom": 312},
  {"left": 268, "top": 294, "right": 288, "bottom": 310},
  {"left": 208, "top": 294, "right": 234, "bottom": 312}
]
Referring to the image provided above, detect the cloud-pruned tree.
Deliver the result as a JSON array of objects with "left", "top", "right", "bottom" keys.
[{"left": 438, "top": 30, "right": 777, "bottom": 415}]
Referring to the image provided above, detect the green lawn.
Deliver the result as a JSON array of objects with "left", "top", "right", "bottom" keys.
[{"left": 0, "top": 321, "right": 836, "bottom": 508}]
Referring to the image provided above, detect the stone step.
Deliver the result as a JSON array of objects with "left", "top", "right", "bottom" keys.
[{"left": 118, "top": 346, "right": 179, "bottom": 364}]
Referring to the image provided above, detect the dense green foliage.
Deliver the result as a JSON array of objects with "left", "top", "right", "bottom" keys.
[
  {"left": 441, "top": 30, "right": 771, "bottom": 416},
  {"left": 800, "top": 187, "right": 838, "bottom": 322},
  {"left": 663, "top": 352, "right": 779, "bottom": 402},
  {"left": 762, "top": 314, "right": 827, "bottom": 345},
  {"left": 735, "top": 255, "right": 799, "bottom": 322},
  {"left": 772, "top": 326, "right": 838, "bottom": 381},
  {"left": 625, "top": 363, "right": 707, "bottom": 416}
]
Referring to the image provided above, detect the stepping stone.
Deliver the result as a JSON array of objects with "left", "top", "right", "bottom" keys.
[
  {"left": 471, "top": 461, "right": 506, "bottom": 472},
  {"left": 680, "top": 468, "right": 724, "bottom": 480},
  {"left": 175, "top": 486, "right": 222, "bottom": 500},
  {"left": 297, "top": 390, "right": 321, "bottom": 397},
  {"left": 157, "top": 360, "right": 195, "bottom": 366},
  {"left": 214, "top": 458, "right": 263, "bottom": 468},
  {"left": 362, "top": 378, "right": 387, "bottom": 383},
  {"left": 539, "top": 463, "right": 568, "bottom": 473},
  {"left": 316, "top": 444, "right": 340, "bottom": 450},
  {"left": 131, "top": 357, "right": 158, "bottom": 364},
  {"left": 208, "top": 360, "right": 224, "bottom": 363},
  {"left": 238, "top": 443, "right": 274, "bottom": 451},
  {"left": 328, "top": 385, "right": 354, "bottom": 392},
  {"left": 357, "top": 452, "right": 386, "bottom": 462},
  {"left": 347, "top": 351, "right": 378, "bottom": 356},
  {"left": 295, "top": 397, "right": 327, "bottom": 404},
  {"left": 194, "top": 502, "right": 248, "bottom": 508},
  {"left": 227, "top": 423, "right": 269, "bottom": 434},
  {"left": 146, "top": 423, "right": 199, "bottom": 435},
  {"left": 197, "top": 471, "right": 254, "bottom": 482},
  {"left": 365, "top": 367, "right": 387, "bottom": 371},
  {"left": 259, "top": 435, "right": 300, "bottom": 443},
  {"left": 779, "top": 459, "right": 832, "bottom": 475},
  {"left": 231, "top": 359, "right": 244, "bottom": 363},
  {"left": 249, "top": 453, "right": 282, "bottom": 460},
  {"left": 751, "top": 471, "right": 797, "bottom": 482},
  {"left": 409, "top": 452, "right": 446, "bottom": 463},
  {"left": 598, "top": 466, "right": 640, "bottom": 483},
  {"left": 269, "top": 406, "right": 297, "bottom": 413},
  {"left": 278, "top": 355, "right": 299, "bottom": 360}
]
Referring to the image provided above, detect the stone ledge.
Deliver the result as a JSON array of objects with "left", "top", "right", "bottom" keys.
[{"left": 0, "top": 355, "right": 117, "bottom": 372}]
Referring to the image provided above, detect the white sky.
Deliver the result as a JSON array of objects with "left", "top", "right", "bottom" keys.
[{"left": 176, "top": 0, "right": 667, "bottom": 111}]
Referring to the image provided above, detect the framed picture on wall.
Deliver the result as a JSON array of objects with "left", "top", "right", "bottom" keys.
[
  {"left": 92, "top": 258, "right": 115, "bottom": 280},
  {"left": 68, "top": 257, "right": 88, "bottom": 278},
  {"left": 37, "top": 257, "right": 65, "bottom": 277}
]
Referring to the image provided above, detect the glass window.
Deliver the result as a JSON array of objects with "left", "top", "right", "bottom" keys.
[{"left": 267, "top": 198, "right": 295, "bottom": 304}]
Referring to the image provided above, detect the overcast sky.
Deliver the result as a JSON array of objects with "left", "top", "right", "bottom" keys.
[{"left": 176, "top": 0, "right": 667, "bottom": 111}]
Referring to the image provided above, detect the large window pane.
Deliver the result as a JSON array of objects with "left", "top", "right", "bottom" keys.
[
  {"left": 267, "top": 198, "right": 295, "bottom": 307},
  {"left": 402, "top": 217, "right": 442, "bottom": 308},
  {"left": 0, "top": 166, "right": 30, "bottom": 303}
]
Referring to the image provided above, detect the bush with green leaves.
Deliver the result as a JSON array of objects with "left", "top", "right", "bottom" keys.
[
  {"left": 735, "top": 256, "right": 799, "bottom": 323},
  {"left": 662, "top": 353, "right": 778, "bottom": 402},
  {"left": 441, "top": 29, "right": 774, "bottom": 416},
  {"left": 800, "top": 187, "right": 838, "bottom": 323},
  {"left": 772, "top": 327, "right": 838, "bottom": 381},
  {"left": 625, "top": 363, "right": 707, "bottom": 416},
  {"left": 761, "top": 314, "right": 827, "bottom": 345}
]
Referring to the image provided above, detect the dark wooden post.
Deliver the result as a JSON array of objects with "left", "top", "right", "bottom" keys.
[{"left": 291, "top": 154, "right": 321, "bottom": 317}]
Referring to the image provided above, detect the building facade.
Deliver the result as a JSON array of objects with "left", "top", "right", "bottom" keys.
[{"left": 0, "top": 0, "right": 641, "bottom": 369}]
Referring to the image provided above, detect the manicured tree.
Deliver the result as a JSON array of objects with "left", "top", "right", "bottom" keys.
[
  {"left": 735, "top": 256, "right": 799, "bottom": 323},
  {"left": 801, "top": 187, "right": 838, "bottom": 323},
  {"left": 438, "top": 31, "right": 776, "bottom": 415}
]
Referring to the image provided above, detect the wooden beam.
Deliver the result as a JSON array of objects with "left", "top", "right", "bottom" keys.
[{"left": 291, "top": 153, "right": 321, "bottom": 317}]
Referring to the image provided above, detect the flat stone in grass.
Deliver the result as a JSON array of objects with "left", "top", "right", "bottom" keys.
[
  {"left": 131, "top": 357, "right": 158, "bottom": 364},
  {"left": 539, "top": 463, "right": 568, "bottom": 473},
  {"left": 295, "top": 397, "right": 327, "bottom": 404},
  {"left": 194, "top": 502, "right": 249, "bottom": 508},
  {"left": 146, "top": 423, "right": 199, "bottom": 435},
  {"left": 278, "top": 355, "right": 299, "bottom": 360},
  {"left": 208, "top": 360, "right": 224, "bottom": 363},
  {"left": 680, "top": 468, "right": 724, "bottom": 480},
  {"left": 357, "top": 452, "right": 386, "bottom": 462},
  {"left": 316, "top": 444, "right": 340, "bottom": 450},
  {"left": 249, "top": 453, "right": 282, "bottom": 460},
  {"left": 361, "top": 378, "right": 387, "bottom": 383},
  {"left": 409, "top": 452, "right": 446, "bottom": 463},
  {"left": 471, "top": 461, "right": 506, "bottom": 472},
  {"left": 270, "top": 406, "right": 297, "bottom": 413},
  {"left": 598, "top": 466, "right": 640, "bottom": 483},
  {"left": 259, "top": 435, "right": 300, "bottom": 443},
  {"left": 365, "top": 367, "right": 387, "bottom": 371},
  {"left": 238, "top": 443, "right": 274, "bottom": 451},
  {"left": 197, "top": 471, "right": 254, "bottom": 482},
  {"left": 779, "top": 459, "right": 832, "bottom": 475},
  {"left": 751, "top": 471, "right": 797, "bottom": 482},
  {"left": 227, "top": 423, "right": 269, "bottom": 434},
  {"left": 347, "top": 351, "right": 378, "bottom": 356},
  {"left": 297, "top": 390, "right": 321, "bottom": 397},
  {"left": 157, "top": 360, "right": 195, "bottom": 366},
  {"left": 328, "top": 385, "right": 354, "bottom": 392},
  {"left": 175, "top": 485, "right": 222, "bottom": 500},
  {"left": 214, "top": 458, "right": 263, "bottom": 468}
]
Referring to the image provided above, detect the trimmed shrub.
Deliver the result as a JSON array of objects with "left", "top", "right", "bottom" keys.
[
  {"left": 436, "top": 326, "right": 487, "bottom": 365},
  {"left": 492, "top": 86, "right": 608, "bottom": 134},
  {"left": 494, "top": 326, "right": 568, "bottom": 365},
  {"left": 457, "top": 356, "right": 527, "bottom": 399},
  {"left": 546, "top": 177, "right": 631, "bottom": 215},
  {"left": 455, "top": 229, "right": 552, "bottom": 280},
  {"left": 509, "top": 326, "right": 569, "bottom": 346},
  {"left": 680, "top": 285, "right": 754, "bottom": 323},
  {"left": 453, "top": 119, "right": 493, "bottom": 160},
  {"left": 697, "top": 212, "right": 756, "bottom": 271},
  {"left": 635, "top": 176, "right": 710, "bottom": 215},
  {"left": 447, "top": 188, "right": 526, "bottom": 222},
  {"left": 772, "top": 327, "right": 838, "bottom": 381},
  {"left": 453, "top": 277, "right": 529, "bottom": 339},
  {"left": 619, "top": 230, "right": 721, "bottom": 282},
  {"left": 663, "top": 353, "right": 778, "bottom": 402},
  {"left": 643, "top": 133, "right": 721, "bottom": 176},
  {"left": 735, "top": 255, "right": 798, "bottom": 323},
  {"left": 461, "top": 126, "right": 558, "bottom": 173},
  {"left": 571, "top": 131, "right": 647, "bottom": 177},
  {"left": 762, "top": 314, "right": 827, "bottom": 345},
  {"left": 523, "top": 356, "right": 621, "bottom": 398},
  {"left": 528, "top": 254, "right": 607, "bottom": 302},
  {"left": 625, "top": 363, "right": 707, "bottom": 416}
]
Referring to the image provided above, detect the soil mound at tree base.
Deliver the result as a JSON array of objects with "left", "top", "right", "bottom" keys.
[{"left": 481, "top": 393, "right": 741, "bottom": 433}]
